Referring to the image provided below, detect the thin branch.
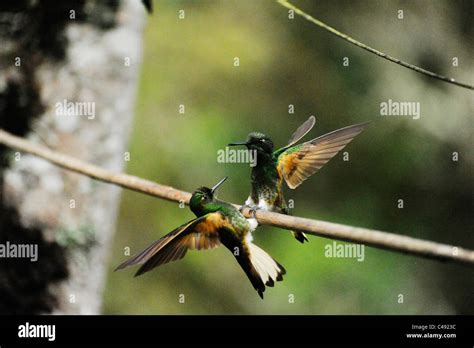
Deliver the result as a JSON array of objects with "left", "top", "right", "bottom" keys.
[
  {"left": 0, "top": 129, "right": 473, "bottom": 265},
  {"left": 277, "top": 0, "right": 474, "bottom": 91}
]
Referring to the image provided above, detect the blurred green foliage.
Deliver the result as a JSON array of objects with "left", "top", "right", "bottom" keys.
[{"left": 103, "top": 0, "right": 473, "bottom": 314}]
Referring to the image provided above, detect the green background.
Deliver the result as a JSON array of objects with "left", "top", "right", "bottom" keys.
[{"left": 104, "top": 0, "right": 473, "bottom": 314}]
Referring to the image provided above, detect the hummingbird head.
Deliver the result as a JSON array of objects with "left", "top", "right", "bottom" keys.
[
  {"left": 189, "top": 177, "right": 228, "bottom": 216},
  {"left": 228, "top": 132, "right": 274, "bottom": 154}
]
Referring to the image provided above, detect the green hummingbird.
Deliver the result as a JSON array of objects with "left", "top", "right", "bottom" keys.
[
  {"left": 115, "top": 177, "right": 285, "bottom": 299},
  {"left": 228, "top": 116, "right": 368, "bottom": 243}
]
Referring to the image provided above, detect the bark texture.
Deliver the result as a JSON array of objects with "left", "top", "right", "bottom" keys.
[{"left": 0, "top": 0, "right": 145, "bottom": 314}]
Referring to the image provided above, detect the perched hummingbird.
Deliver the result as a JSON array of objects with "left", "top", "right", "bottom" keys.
[
  {"left": 115, "top": 177, "right": 285, "bottom": 299},
  {"left": 229, "top": 116, "right": 368, "bottom": 243}
]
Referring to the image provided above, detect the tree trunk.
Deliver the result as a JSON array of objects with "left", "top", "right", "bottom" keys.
[{"left": 0, "top": 0, "right": 146, "bottom": 314}]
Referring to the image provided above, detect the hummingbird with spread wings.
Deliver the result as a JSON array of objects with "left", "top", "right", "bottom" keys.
[
  {"left": 228, "top": 116, "right": 368, "bottom": 243},
  {"left": 115, "top": 177, "right": 285, "bottom": 298}
]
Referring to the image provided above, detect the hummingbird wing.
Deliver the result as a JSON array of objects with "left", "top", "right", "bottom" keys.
[
  {"left": 285, "top": 115, "right": 316, "bottom": 149},
  {"left": 277, "top": 122, "right": 368, "bottom": 189},
  {"left": 114, "top": 213, "right": 224, "bottom": 276}
]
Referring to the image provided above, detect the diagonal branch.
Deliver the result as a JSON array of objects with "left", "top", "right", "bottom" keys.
[
  {"left": 276, "top": 0, "right": 474, "bottom": 91},
  {"left": 0, "top": 128, "right": 473, "bottom": 265}
]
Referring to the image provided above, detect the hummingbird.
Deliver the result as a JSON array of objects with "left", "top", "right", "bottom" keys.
[
  {"left": 115, "top": 177, "right": 285, "bottom": 299},
  {"left": 228, "top": 116, "right": 368, "bottom": 243}
]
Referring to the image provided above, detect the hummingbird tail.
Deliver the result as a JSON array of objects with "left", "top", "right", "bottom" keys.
[
  {"left": 246, "top": 242, "right": 286, "bottom": 298},
  {"left": 292, "top": 230, "right": 309, "bottom": 243}
]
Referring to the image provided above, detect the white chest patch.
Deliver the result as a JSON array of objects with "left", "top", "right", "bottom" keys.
[
  {"left": 257, "top": 198, "right": 272, "bottom": 211},
  {"left": 246, "top": 217, "right": 258, "bottom": 232},
  {"left": 245, "top": 232, "right": 254, "bottom": 243},
  {"left": 245, "top": 196, "right": 256, "bottom": 207}
]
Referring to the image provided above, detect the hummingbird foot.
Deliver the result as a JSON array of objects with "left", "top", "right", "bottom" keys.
[
  {"left": 250, "top": 207, "right": 259, "bottom": 218},
  {"left": 239, "top": 204, "right": 260, "bottom": 218},
  {"left": 248, "top": 206, "right": 260, "bottom": 218}
]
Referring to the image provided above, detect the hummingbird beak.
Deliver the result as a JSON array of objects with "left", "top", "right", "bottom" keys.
[
  {"left": 211, "top": 176, "right": 228, "bottom": 194},
  {"left": 228, "top": 141, "right": 248, "bottom": 147}
]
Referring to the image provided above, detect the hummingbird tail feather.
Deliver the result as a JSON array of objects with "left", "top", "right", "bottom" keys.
[
  {"left": 233, "top": 241, "right": 285, "bottom": 299},
  {"left": 247, "top": 242, "right": 286, "bottom": 291}
]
